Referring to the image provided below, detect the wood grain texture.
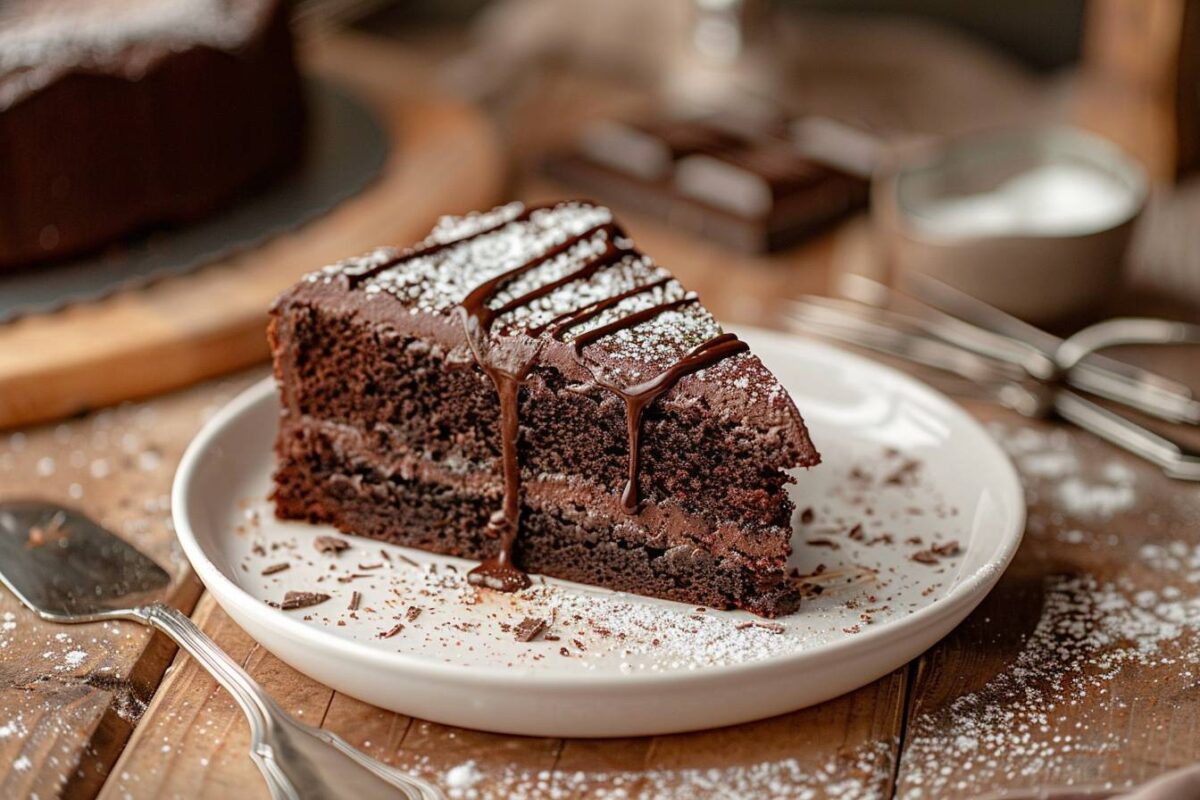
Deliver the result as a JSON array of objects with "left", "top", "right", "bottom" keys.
[
  {"left": 100, "top": 594, "right": 908, "bottom": 799},
  {"left": 0, "top": 31, "right": 505, "bottom": 430},
  {"left": 893, "top": 407, "right": 1200, "bottom": 799},
  {"left": 0, "top": 372, "right": 259, "bottom": 800}
]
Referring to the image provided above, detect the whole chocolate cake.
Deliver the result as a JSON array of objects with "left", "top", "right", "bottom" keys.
[
  {"left": 0, "top": 0, "right": 305, "bottom": 270},
  {"left": 269, "top": 201, "right": 820, "bottom": 616}
]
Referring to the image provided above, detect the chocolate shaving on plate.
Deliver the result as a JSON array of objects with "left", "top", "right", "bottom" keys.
[
  {"left": 279, "top": 591, "right": 330, "bottom": 610},
  {"left": 314, "top": 536, "right": 350, "bottom": 554},
  {"left": 910, "top": 550, "right": 940, "bottom": 565},
  {"left": 405, "top": 606, "right": 422, "bottom": 622},
  {"left": 736, "top": 621, "right": 785, "bottom": 634},
  {"left": 932, "top": 540, "right": 961, "bottom": 556},
  {"left": 379, "top": 622, "right": 405, "bottom": 639},
  {"left": 806, "top": 538, "right": 840, "bottom": 550},
  {"left": 261, "top": 563, "right": 290, "bottom": 576},
  {"left": 513, "top": 617, "right": 547, "bottom": 642}
]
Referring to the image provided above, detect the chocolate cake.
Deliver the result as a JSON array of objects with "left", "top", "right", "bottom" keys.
[
  {"left": 0, "top": 0, "right": 305, "bottom": 270},
  {"left": 269, "top": 201, "right": 820, "bottom": 616},
  {"left": 544, "top": 117, "right": 869, "bottom": 253}
]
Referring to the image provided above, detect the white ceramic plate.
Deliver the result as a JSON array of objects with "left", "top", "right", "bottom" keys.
[{"left": 172, "top": 327, "right": 1024, "bottom": 737}]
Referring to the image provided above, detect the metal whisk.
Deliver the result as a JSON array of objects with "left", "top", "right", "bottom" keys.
[{"left": 782, "top": 272, "right": 1200, "bottom": 480}]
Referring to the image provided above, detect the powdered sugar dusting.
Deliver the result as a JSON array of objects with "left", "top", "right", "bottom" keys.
[
  {"left": 418, "top": 739, "right": 895, "bottom": 799},
  {"left": 893, "top": 423, "right": 1194, "bottom": 797},
  {"left": 305, "top": 201, "right": 753, "bottom": 389},
  {"left": 0, "top": 0, "right": 263, "bottom": 73}
]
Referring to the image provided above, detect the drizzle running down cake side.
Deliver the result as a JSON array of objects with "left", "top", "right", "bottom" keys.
[{"left": 268, "top": 201, "right": 820, "bottom": 616}]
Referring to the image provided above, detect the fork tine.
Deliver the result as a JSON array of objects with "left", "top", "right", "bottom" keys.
[
  {"left": 837, "top": 274, "right": 1059, "bottom": 379},
  {"left": 899, "top": 273, "right": 1200, "bottom": 424}
]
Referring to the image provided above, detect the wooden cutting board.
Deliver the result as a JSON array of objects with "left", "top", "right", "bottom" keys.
[{"left": 0, "top": 31, "right": 505, "bottom": 430}]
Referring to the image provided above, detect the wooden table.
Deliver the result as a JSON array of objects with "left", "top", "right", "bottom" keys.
[
  {"left": 5, "top": 23, "right": 1200, "bottom": 800},
  {"left": 3, "top": 208, "right": 1199, "bottom": 798}
]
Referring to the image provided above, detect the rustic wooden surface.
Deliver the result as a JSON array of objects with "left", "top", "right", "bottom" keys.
[
  {"left": 4, "top": 14, "right": 1200, "bottom": 800},
  {"left": 0, "top": 31, "right": 505, "bottom": 431},
  {"left": 2, "top": 216, "right": 1197, "bottom": 798}
]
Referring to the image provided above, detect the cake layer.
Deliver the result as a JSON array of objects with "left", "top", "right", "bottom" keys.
[
  {"left": 272, "top": 297, "right": 797, "bottom": 534},
  {"left": 274, "top": 416, "right": 801, "bottom": 616}
]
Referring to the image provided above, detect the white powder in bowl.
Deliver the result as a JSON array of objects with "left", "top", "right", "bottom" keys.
[{"left": 911, "top": 162, "right": 1137, "bottom": 239}]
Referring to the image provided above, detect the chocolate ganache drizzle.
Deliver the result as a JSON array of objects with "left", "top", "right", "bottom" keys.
[{"left": 346, "top": 202, "right": 748, "bottom": 592}]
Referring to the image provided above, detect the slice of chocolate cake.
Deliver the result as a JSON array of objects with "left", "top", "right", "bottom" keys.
[{"left": 269, "top": 200, "right": 820, "bottom": 616}]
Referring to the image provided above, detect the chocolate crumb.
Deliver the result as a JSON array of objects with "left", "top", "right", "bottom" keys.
[
  {"left": 932, "top": 540, "right": 961, "bottom": 557},
  {"left": 800, "top": 507, "right": 815, "bottom": 525},
  {"left": 397, "top": 554, "right": 419, "bottom": 567},
  {"left": 735, "top": 621, "right": 785, "bottom": 634},
  {"left": 806, "top": 538, "right": 841, "bottom": 550},
  {"left": 884, "top": 459, "right": 921, "bottom": 486},
  {"left": 357, "top": 562, "right": 384, "bottom": 571},
  {"left": 559, "top": 647, "right": 570, "bottom": 657},
  {"left": 314, "top": 536, "right": 350, "bottom": 555},
  {"left": 280, "top": 591, "right": 330, "bottom": 610},
  {"left": 406, "top": 606, "right": 422, "bottom": 622},
  {"left": 513, "top": 617, "right": 546, "bottom": 642},
  {"left": 379, "top": 622, "right": 405, "bottom": 639},
  {"left": 261, "top": 563, "right": 290, "bottom": 576},
  {"left": 348, "top": 591, "right": 361, "bottom": 611},
  {"left": 911, "top": 549, "right": 939, "bottom": 565}
]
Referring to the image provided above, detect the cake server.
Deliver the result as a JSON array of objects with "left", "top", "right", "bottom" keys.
[{"left": 0, "top": 500, "right": 443, "bottom": 800}]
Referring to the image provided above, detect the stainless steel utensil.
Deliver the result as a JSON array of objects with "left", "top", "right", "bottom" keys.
[
  {"left": 783, "top": 279, "right": 1200, "bottom": 481},
  {"left": 0, "top": 501, "right": 443, "bottom": 800}
]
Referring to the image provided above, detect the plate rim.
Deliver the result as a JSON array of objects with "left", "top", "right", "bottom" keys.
[{"left": 172, "top": 327, "right": 1025, "bottom": 690}]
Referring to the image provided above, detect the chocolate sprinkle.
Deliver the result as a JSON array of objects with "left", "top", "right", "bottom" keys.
[
  {"left": 314, "top": 536, "right": 350, "bottom": 554},
  {"left": 280, "top": 591, "right": 330, "bottom": 610},
  {"left": 513, "top": 617, "right": 547, "bottom": 642},
  {"left": 911, "top": 550, "right": 940, "bottom": 565},
  {"left": 932, "top": 540, "right": 961, "bottom": 556},
  {"left": 735, "top": 621, "right": 786, "bottom": 634}
]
